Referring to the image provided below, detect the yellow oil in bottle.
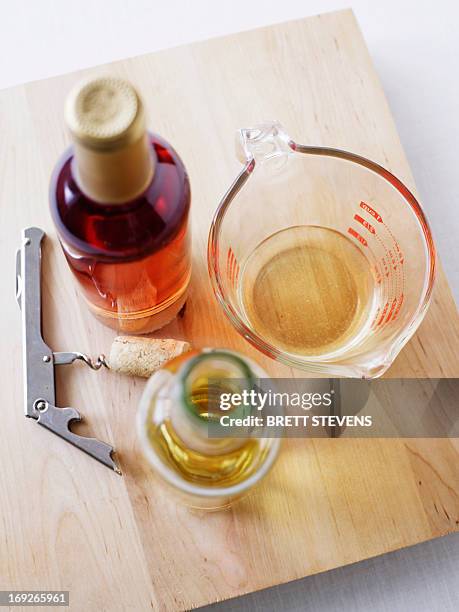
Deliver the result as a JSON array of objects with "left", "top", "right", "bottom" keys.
[
  {"left": 147, "top": 420, "right": 265, "bottom": 487},
  {"left": 144, "top": 353, "right": 273, "bottom": 489},
  {"left": 241, "top": 225, "right": 376, "bottom": 356}
]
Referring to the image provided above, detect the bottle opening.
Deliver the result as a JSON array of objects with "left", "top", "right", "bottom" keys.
[{"left": 179, "top": 351, "right": 255, "bottom": 422}]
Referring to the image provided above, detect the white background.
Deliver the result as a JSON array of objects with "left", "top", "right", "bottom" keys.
[{"left": 1, "top": 1, "right": 458, "bottom": 610}]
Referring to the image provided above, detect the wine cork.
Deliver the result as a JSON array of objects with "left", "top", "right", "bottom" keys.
[{"left": 108, "top": 336, "right": 191, "bottom": 378}]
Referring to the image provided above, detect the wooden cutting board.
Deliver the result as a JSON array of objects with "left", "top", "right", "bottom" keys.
[{"left": 1, "top": 9, "right": 458, "bottom": 611}]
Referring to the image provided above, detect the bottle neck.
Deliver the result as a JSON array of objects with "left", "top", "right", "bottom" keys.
[
  {"left": 73, "top": 131, "right": 155, "bottom": 204},
  {"left": 170, "top": 351, "right": 255, "bottom": 455}
]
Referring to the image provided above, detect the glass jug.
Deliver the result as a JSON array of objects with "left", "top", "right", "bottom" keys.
[{"left": 208, "top": 122, "right": 436, "bottom": 378}]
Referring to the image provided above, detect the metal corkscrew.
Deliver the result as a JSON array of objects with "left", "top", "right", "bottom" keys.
[{"left": 15, "top": 227, "right": 121, "bottom": 474}]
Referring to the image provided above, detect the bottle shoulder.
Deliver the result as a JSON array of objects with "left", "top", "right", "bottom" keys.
[{"left": 50, "top": 134, "right": 191, "bottom": 261}]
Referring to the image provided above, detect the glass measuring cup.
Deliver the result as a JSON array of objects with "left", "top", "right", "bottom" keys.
[{"left": 208, "top": 122, "right": 436, "bottom": 378}]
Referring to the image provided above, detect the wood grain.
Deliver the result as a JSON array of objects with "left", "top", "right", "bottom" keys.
[{"left": 0, "top": 9, "right": 458, "bottom": 611}]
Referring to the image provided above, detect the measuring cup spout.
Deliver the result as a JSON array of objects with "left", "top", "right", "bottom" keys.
[{"left": 236, "top": 121, "right": 294, "bottom": 166}]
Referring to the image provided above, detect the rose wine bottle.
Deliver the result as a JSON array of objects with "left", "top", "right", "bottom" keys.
[{"left": 50, "top": 77, "right": 191, "bottom": 333}]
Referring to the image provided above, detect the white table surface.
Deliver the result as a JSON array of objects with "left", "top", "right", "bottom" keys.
[{"left": 2, "top": 1, "right": 458, "bottom": 611}]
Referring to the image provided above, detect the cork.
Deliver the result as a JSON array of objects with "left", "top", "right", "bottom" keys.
[{"left": 108, "top": 336, "right": 191, "bottom": 378}]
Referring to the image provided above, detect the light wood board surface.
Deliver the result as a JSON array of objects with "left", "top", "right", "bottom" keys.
[{"left": 1, "top": 9, "right": 458, "bottom": 611}]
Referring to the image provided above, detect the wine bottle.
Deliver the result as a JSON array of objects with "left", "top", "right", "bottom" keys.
[{"left": 50, "top": 76, "right": 191, "bottom": 333}]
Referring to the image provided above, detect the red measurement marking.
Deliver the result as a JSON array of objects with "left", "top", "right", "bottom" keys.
[
  {"left": 230, "top": 252, "right": 236, "bottom": 280},
  {"left": 226, "top": 249, "right": 232, "bottom": 274},
  {"left": 377, "top": 301, "right": 389, "bottom": 326},
  {"left": 227, "top": 248, "right": 235, "bottom": 280},
  {"left": 226, "top": 248, "right": 240, "bottom": 288},
  {"left": 394, "top": 244, "right": 404, "bottom": 264},
  {"left": 388, "top": 249, "right": 399, "bottom": 270},
  {"left": 354, "top": 214, "right": 376, "bottom": 234},
  {"left": 348, "top": 227, "right": 368, "bottom": 246},
  {"left": 373, "top": 264, "right": 382, "bottom": 285},
  {"left": 385, "top": 297, "right": 398, "bottom": 323},
  {"left": 392, "top": 293, "right": 404, "bottom": 321},
  {"left": 360, "top": 201, "right": 383, "bottom": 223},
  {"left": 233, "top": 260, "right": 240, "bottom": 286},
  {"left": 381, "top": 256, "right": 390, "bottom": 278}
]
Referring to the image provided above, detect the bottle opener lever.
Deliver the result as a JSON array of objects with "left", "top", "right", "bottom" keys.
[{"left": 16, "top": 227, "right": 121, "bottom": 474}]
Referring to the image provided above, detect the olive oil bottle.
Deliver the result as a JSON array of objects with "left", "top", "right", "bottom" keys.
[{"left": 137, "top": 349, "right": 280, "bottom": 509}]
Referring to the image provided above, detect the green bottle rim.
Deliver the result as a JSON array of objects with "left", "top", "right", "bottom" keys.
[{"left": 177, "top": 350, "right": 255, "bottom": 425}]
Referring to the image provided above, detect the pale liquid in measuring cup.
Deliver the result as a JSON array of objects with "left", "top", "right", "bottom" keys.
[{"left": 241, "top": 225, "right": 376, "bottom": 356}]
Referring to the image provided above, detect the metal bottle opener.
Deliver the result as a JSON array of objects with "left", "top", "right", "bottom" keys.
[{"left": 16, "top": 227, "right": 121, "bottom": 474}]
